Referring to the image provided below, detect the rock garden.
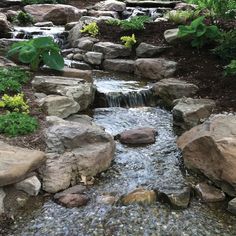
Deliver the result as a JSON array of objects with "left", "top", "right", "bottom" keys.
[{"left": 0, "top": 0, "right": 236, "bottom": 235}]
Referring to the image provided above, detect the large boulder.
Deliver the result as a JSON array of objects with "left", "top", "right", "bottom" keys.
[
  {"left": 93, "top": 42, "right": 131, "bottom": 59},
  {"left": 24, "top": 4, "right": 85, "bottom": 25},
  {"left": 177, "top": 114, "right": 236, "bottom": 196},
  {"left": 152, "top": 78, "right": 199, "bottom": 107},
  {"left": 173, "top": 98, "right": 216, "bottom": 131},
  {"left": 32, "top": 76, "right": 95, "bottom": 111},
  {"left": 94, "top": 0, "right": 126, "bottom": 12},
  {"left": 0, "top": 142, "right": 45, "bottom": 187},
  {"left": 0, "top": 13, "right": 12, "bottom": 37},
  {"left": 103, "top": 59, "right": 135, "bottom": 73},
  {"left": 40, "top": 116, "right": 115, "bottom": 193},
  {"left": 134, "top": 58, "right": 177, "bottom": 80}
]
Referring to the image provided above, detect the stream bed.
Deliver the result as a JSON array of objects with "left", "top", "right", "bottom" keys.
[{"left": 8, "top": 100, "right": 236, "bottom": 236}]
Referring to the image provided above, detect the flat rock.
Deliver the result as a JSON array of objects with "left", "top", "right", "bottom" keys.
[
  {"left": 95, "top": 0, "right": 126, "bottom": 12},
  {"left": 136, "top": 42, "right": 168, "bottom": 58},
  {"left": 195, "top": 183, "right": 225, "bottom": 202},
  {"left": 177, "top": 114, "right": 236, "bottom": 196},
  {"left": 117, "top": 127, "right": 157, "bottom": 145},
  {"left": 97, "top": 194, "right": 117, "bottom": 205},
  {"left": 121, "top": 188, "right": 156, "bottom": 205},
  {"left": 54, "top": 185, "right": 87, "bottom": 200},
  {"left": 134, "top": 58, "right": 177, "bottom": 80},
  {"left": 84, "top": 51, "right": 103, "bottom": 65},
  {"left": 77, "top": 37, "right": 99, "bottom": 51},
  {"left": 0, "top": 142, "right": 45, "bottom": 186},
  {"left": 15, "top": 176, "right": 41, "bottom": 196},
  {"left": 103, "top": 59, "right": 135, "bottom": 73},
  {"left": 58, "top": 193, "right": 90, "bottom": 208},
  {"left": 173, "top": 97, "right": 216, "bottom": 131}
]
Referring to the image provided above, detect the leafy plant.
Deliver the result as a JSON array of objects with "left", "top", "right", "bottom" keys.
[
  {"left": 0, "top": 67, "right": 30, "bottom": 94},
  {"left": 22, "top": 0, "right": 66, "bottom": 4},
  {"left": 7, "top": 37, "right": 64, "bottom": 71},
  {"left": 213, "top": 30, "right": 236, "bottom": 62},
  {"left": 224, "top": 60, "right": 236, "bottom": 76},
  {"left": 0, "top": 93, "right": 29, "bottom": 114},
  {"left": 120, "top": 34, "right": 137, "bottom": 48},
  {"left": 107, "top": 16, "right": 151, "bottom": 31},
  {"left": 178, "top": 16, "right": 221, "bottom": 48},
  {"left": 80, "top": 22, "right": 99, "bottom": 37},
  {"left": 0, "top": 112, "right": 38, "bottom": 136},
  {"left": 165, "top": 10, "right": 199, "bottom": 24},
  {"left": 13, "top": 11, "right": 34, "bottom": 26}
]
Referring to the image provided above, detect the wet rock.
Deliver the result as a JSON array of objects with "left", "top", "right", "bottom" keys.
[
  {"left": 34, "top": 21, "right": 54, "bottom": 27},
  {"left": 32, "top": 76, "right": 95, "bottom": 111},
  {"left": 0, "top": 142, "right": 45, "bottom": 187},
  {"left": 88, "top": 10, "right": 119, "bottom": 18},
  {"left": 93, "top": 42, "right": 131, "bottom": 59},
  {"left": 97, "top": 194, "right": 117, "bottom": 205},
  {"left": 24, "top": 4, "right": 85, "bottom": 25},
  {"left": 0, "top": 13, "right": 12, "bottom": 37},
  {"left": 66, "top": 114, "right": 94, "bottom": 126},
  {"left": 40, "top": 117, "right": 115, "bottom": 193},
  {"left": 117, "top": 127, "right": 157, "bottom": 145},
  {"left": 77, "top": 37, "right": 99, "bottom": 51},
  {"left": 152, "top": 78, "right": 199, "bottom": 107},
  {"left": 159, "top": 187, "right": 191, "bottom": 209},
  {"left": 70, "top": 61, "right": 92, "bottom": 70},
  {"left": 95, "top": 0, "right": 126, "bottom": 12},
  {"left": 54, "top": 185, "right": 87, "bottom": 200},
  {"left": 58, "top": 193, "right": 90, "bottom": 208},
  {"left": 173, "top": 97, "right": 216, "bottom": 131},
  {"left": 84, "top": 52, "right": 103, "bottom": 65},
  {"left": 195, "top": 183, "right": 225, "bottom": 202},
  {"left": 65, "top": 21, "right": 78, "bottom": 31},
  {"left": 228, "top": 198, "right": 236, "bottom": 215},
  {"left": 164, "top": 28, "right": 179, "bottom": 44},
  {"left": 15, "top": 176, "right": 41, "bottom": 196},
  {"left": 38, "top": 95, "right": 80, "bottom": 119},
  {"left": 134, "top": 58, "right": 177, "bottom": 80},
  {"left": 136, "top": 43, "right": 168, "bottom": 58},
  {"left": 103, "top": 59, "right": 135, "bottom": 73},
  {"left": 177, "top": 114, "right": 236, "bottom": 196},
  {"left": 0, "top": 188, "right": 5, "bottom": 214},
  {"left": 121, "top": 188, "right": 156, "bottom": 205}
]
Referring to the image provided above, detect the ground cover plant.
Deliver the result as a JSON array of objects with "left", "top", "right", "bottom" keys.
[
  {"left": 13, "top": 11, "right": 34, "bottom": 26},
  {"left": 120, "top": 34, "right": 136, "bottom": 48},
  {"left": 7, "top": 37, "right": 64, "bottom": 71},
  {"left": 165, "top": 10, "right": 199, "bottom": 24},
  {"left": 80, "top": 22, "right": 99, "bottom": 37}
]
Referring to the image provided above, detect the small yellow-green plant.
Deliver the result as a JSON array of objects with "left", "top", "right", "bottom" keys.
[
  {"left": 165, "top": 10, "right": 199, "bottom": 24},
  {"left": 80, "top": 22, "right": 99, "bottom": 37},
  {"left": 0, "top": 93, "right": 29, "bottom": 113},
  {"left": 120, "top": 34, "right": 137, "bottom": 48}
]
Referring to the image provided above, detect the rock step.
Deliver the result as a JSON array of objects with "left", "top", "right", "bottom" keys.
[{"left": 125, "top": 0, "right": 180, "bottom": 8}]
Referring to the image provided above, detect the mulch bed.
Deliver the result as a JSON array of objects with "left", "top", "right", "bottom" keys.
[{"left": 97, "top": 21, "right": 236, "bottom": 112}]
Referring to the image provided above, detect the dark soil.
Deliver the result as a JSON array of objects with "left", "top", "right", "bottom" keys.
[{"left": 98, "top": 21, "right": 236, "bottom": 112}]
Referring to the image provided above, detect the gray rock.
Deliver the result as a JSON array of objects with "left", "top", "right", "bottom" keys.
[
  {"left": 84, "top": 51, "right": 103, "bottom": 65},
  {"left": 95, "top": 0, "right": 126, "bottom": 12},
  {"left": 70, "top": 61, "right": 92, "bottom": 70},
  {"left": 93, "top": 42, "right": 131, "bottom": 59},
  {"left": 134, "top": 58, "right": 177, "bottom": 80},
  {"left": 0, "top": 13, "right": 12, "bottom": 37},
  {"left": 38, "top": 95, "right": 81, "bottom": 119},
  {"left": 54, "top": 185, "right": 87, "bottom": 200},
  {"left": 152, "top": 78, "right": 199, "bottom": 107},
  {"left": 164, "top": 28, "right": 179, "bottom": 44},
  {"left": 195, "top": 183, "right": 225, "bottom": 202},
  {"left": 173, "top": 97, "right": 216, "bottom": 131},
  {"left": 103, "top": 59, "right": 135, "bottom": 73},
  {"left": 58, "top": 193, "right": 90, "bottom": 208},
  {"left": 0, "top": 188, "right": 5, "bottom": 214},
  {"left": 65, "top": 21, "right": 78, "bottom": 31},
  {"left": 228, "top": 198, "right": 236, "bottom": 215},
  {"left": 0, "top": 142, "right": 45, "bottom": 187},
  {"left": 66, "top": 114, "right": 94, "bottom": 126},
  {"left": 88, "top": 10, "right": 119, "bottom": 18},
  {"left": 40, "top": 117, "right": 116, "bottom": 193},
  {"left": 73, "top": 53, "right": 84, "bottom": 61},
  {"left": 136, "top": 42, "right": 168, "bottom": 58},
  {"left": 15, "top": 176, "right": 41, "bottom": 196},
  {"left": 34, "top": 21, "right": 54, "bottom": 27},
  {"left": 77, "top": 37, "right": 99, "bottom": 51}
]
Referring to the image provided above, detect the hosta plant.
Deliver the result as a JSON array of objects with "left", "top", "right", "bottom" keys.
[
  {"left": 178, "top": 16, "right": 221, "bottom": 48},
  {"left": 120, "top": 34, "right": 137, "bottom": 48},
  {"left": 80, "top": 22, "right": 99, "bottom": 37},
  {"left": 7, "top": 37, "right": 64, "bottom": 71}
]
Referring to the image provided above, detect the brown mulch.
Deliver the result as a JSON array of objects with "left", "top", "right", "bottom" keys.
[{"left": 98, "top": 21, "right": 236, "bottom": 112}]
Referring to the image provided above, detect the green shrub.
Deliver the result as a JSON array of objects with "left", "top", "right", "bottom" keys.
[
  {"left": 0, "top": 112, "right": 38, "bottom": 136},
  {"left": 120, "top": 34, "right": 136, "bottom": 48},
  {"left": 13, "top": 11, "right": 34, "bottom": 26},
  {"left": 165, "top": 10, "right": 199, "bottom": 24},
  {"left": 213, "top": 30, "right": 236, "bottom": 62},
  {"left": 224, "top": 60, "right": 236, "bottom": 76},
  {"left": 22, "top": 0, "right": 66, "bottom": 4},
  {"left": 0, "top": 67, "right": 30, "bottom": 94},
  {"left": 7, "top": 37, "right": 64, "bottom": 71},
  {"left": 0, "top": 93, "right": 29, "bottom": 114},
  {"left": 178, "top": 16, "right": 221, "bottom": 48},
  {"left": 107, "top": 16, "right": 151, "bottom": 31},
  {"left": 80, "top": 22, "right": 99, "bottom": 37}
]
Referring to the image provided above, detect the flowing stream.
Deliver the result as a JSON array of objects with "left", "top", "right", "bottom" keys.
[{"left": 8, "top": 72, "right": 236, "bottom": 236}]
